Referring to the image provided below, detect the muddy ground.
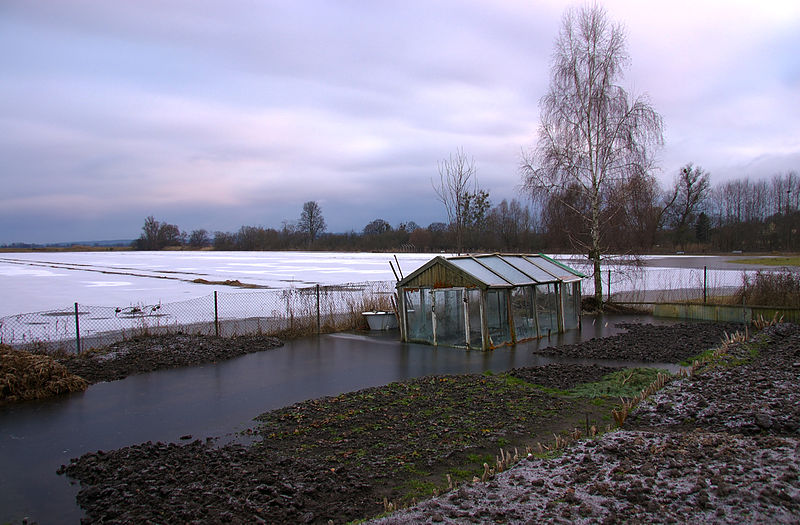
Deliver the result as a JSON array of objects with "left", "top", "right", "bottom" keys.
[
  {"left": 54, "top": 321, "right": 759, "bottom": 524},
  {"left": 56, "top": 334, "right": 282, "bottom": 383},
  {"left": 536, "top": 321, "right": 742, "bottom": 362},
  {"left": 376, "top": 322, "right": 800, "bottom": 524}
]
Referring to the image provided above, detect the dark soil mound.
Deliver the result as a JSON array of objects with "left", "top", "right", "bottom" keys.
[
  {"left": 1, "top": 345, "right": 88, "bottom": 405},
  {"left": 507, "top": 364, "right": 620, "bottom": 390},
  {"left": 57, "top": 440, "right": 372, "bottom": 524},
  {"left": 535, "top": 322, "right": 742, "bottom": 362},
  {"left": 58, "top": 333, "right": 283, "bottom": 383}
]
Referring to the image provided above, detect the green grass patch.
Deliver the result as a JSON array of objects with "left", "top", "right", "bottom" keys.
[
  {"left": 680, "top": 348, "right": 716, "bottom": 366},
  {"left": 569, "top": 368, "right": 668, "bottom": 399},
  {"left": 401, "top": 479, "right": 438, "bottom": 500},
  {"left": 730, "top": 256, "right": 800, "bottom": 267},
  {"left": 466, "top": 452, "right": 493, "bottom": 464}
]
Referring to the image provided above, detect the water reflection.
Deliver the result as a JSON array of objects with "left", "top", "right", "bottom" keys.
[{"left": 0, "top": 314, "right": 674, "bottom": 523}]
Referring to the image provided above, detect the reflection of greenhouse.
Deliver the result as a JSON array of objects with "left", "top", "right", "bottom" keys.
[{"left": 396, "top": 254, "right": 584, "bottom": 350}]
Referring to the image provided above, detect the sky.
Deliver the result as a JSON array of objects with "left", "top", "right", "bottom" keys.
[{"left": 1, "top": 0, "right": 799, "bottom": 244}]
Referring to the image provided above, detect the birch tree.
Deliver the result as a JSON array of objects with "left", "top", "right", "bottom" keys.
[{"left": 521, "top": 4, "right": 663, "bottom": 306}]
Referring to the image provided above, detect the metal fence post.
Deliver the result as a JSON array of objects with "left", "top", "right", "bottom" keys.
[
  {"left": 607, "top": 268, "right": 611, "bottom": 303},
  {"left": 214, "top": 291, "right": 219, "bottom": 337},
  {"left": 74, "top": 302, "right": 81, "bottom": 354},
  {"left": 316, "top": 284, "right": 321, "bottom": 334},
  {"left": 703, "top": 266, "right": 708, "bottom": 304}
]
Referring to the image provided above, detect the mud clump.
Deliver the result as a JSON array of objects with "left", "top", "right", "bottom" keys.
[
  {"left": 507, "top": 363, "right": 619, "bottom": 391},
  {"left": 58, "top": 441, "right": 372, "bottom": 524}
]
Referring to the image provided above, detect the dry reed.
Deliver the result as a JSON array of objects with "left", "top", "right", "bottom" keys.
[{"left": 1, "top": 344, "right": 88, "bottom": 405}]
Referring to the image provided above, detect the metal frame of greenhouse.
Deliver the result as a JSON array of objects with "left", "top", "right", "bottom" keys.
[{"left": 396, "top": 254, "right": 585, "bottom": 350}]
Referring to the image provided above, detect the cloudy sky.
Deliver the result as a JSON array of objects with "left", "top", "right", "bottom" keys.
[{"left": 1, "top": 0, "right": 799, "bottom": 244}]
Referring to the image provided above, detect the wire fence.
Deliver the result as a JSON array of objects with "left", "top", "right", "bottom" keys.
[
  {"left": 2, "top": 265, "right": 796, "bottom": 354},
  {"left": 586, "top": 265, "right": 749, "bottom": 304},
  {"left": 0, "top": 281, "right": 396, "bottom": 354}
]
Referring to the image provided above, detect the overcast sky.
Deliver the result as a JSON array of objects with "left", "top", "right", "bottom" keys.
[{"left": 1, "top": 1, "right": 799, "bottom": 244}]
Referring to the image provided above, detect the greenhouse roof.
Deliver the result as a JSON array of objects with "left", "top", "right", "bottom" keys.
[{"left": 396, "top": 253, "right": 585, "bottom": 289}]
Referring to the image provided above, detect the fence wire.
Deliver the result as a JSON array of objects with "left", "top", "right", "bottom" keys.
[{"left": 0, "top": 281, "right": 396, "bottom": 354}]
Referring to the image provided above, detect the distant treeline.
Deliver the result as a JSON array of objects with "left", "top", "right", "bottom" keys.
[{"left": 130, "top": 170, "right": 799, "bottom": 254}]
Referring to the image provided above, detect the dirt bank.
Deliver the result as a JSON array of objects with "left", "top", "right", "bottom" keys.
[{"left": 57, "top": 333, "right": 282, "bottom": 384}]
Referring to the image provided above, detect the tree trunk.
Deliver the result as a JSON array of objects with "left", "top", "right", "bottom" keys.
[{"left": 590, "top": 188, "right": 604, "bottom": 308}]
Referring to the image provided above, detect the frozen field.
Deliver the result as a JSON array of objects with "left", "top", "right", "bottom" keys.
[
  {"left": 0, "top": 251, "right": 754, "bottom": 319},
  {"left": 0, "top": 251, "right": 438, "bottom": 318}
]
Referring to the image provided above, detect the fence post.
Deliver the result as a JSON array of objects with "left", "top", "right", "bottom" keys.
[
  {"left": 316, "top": 284, "right": 321, "bottom": 334},
  {"left": 607, "top": 268, "right": 611, "bottom": 303},
  {"left": 703, "top": 266, "right": 708, "bottom": 304},
  {"left": 74, "top": 302, "right": 81, "bottom": 354},
  {"left": 214, "top": 291, "right": 219, "bottom": 337}
]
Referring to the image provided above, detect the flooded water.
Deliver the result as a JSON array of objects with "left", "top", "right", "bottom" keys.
[{"left": 0, "top": 314, "right": 676, "bottom": 523}]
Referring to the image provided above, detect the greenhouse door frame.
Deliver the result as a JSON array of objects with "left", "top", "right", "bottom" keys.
[{"left": 430, "top": 287, "right": 485, "bottom": 349}]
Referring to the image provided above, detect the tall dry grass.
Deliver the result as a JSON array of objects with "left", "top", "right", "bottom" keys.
[
  {"left": 1, "top": 344, "right": 88, "bottom": 405},
  {"left": 732, "top": 270, "right": 800, "bottom": 308}
]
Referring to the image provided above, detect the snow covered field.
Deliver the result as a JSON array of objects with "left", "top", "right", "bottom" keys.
[
  {"left": 0, "top": 251, "right": 750, "bottom": 318},
  {"left": 0, "top": 252, "right": 437, "bottom": 318}
]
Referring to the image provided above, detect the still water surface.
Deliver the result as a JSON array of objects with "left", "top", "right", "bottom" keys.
[{"left": 0, "top": 315, "right": 676, "bottom": 523}]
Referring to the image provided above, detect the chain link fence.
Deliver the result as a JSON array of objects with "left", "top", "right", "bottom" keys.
[{"left": 0, "top": 281, "right": 396, "bottom": 354}]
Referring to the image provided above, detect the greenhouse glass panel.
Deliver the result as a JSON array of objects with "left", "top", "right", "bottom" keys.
[
  {"left": 529, "top": 257, "right": 579, "bottom": 281},
  {"left": 467, "top": 289, "right": 483, "bottom": 349},
  {"left": 511, "top": 286, "right": 537, "bottom": 341},
  {"left": 481, "top": 257, "right": 534, "bottom": 285},
  {"left": 536, "top": 284, "right": 558, "bottom": 336},
  {"left": 562, "top": 282, "right": 580, "bottom": 330},
  {"left": 449, "top": 258, "right": 510, "bottom": 286},
  {"left": 504, "top": 256, "right": 558, "bottom": 282},
  {"left": 486, "top": 289, "right": 511, "bottom": 347},
  {"left": 405, "top": 288, "right": 433, "bottom": 342},
  {"left": 434, "top": 289, "right": 467, "bottom": 347}
]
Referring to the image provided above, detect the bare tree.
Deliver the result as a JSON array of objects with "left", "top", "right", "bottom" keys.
[
  {"left": 298, "top": 201, "right": 326, "bottom": 246},
  {"left": 188, "top": 229, "right": 211, "bottom": 248},
  {"left": 433, "top": 148, "right": 477, "bottom": 254},
  {"left": 607, "top": 172, "right": 671, "bottom": 250},
  {"left": 520, "top": 4, "right": 663, "bottom": 306},
  {"left": 363, "top": 218, "right": 392, "bottom": 236},
  {"left": 669, "top": 163, "right": 710, "bottom": 248},
  {"left": 134, "top": 215, "right": 184, "bottom": 250}
]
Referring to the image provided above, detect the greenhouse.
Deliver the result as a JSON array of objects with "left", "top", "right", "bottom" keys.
[{"left": 396, "top": 254, "right": 584, "bottom": 350}]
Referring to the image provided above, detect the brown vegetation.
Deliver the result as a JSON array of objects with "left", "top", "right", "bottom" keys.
[
  {"left": 733, "top": 269, "right": 800, "bottom": 308},
  {"left": 0, "top": 344, "right": 88, "bottom": 405}
]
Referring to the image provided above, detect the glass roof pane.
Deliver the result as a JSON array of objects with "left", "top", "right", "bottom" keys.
[
  {"left": 477, "top": 256, "right": 535, "bottom": 285},
  {"left": 502, "top": 256, "right": 558, "bottom": 282},
  {"left": 449, "top": 258, "right": 510, "bottom": 286},
  {"left": 526, "top": 256, "right": 581, "bottom": 280}
]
